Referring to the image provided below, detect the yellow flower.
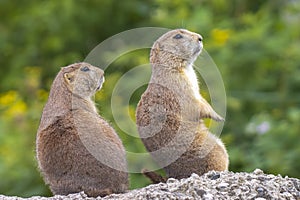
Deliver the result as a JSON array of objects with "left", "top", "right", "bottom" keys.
[
  {"left": 4, "top": 100, "right": 27, "bottom": 118},
  {"left": 0, "top": 90, "right": 27, "bottom": 118},
  {"left": 211, "top": 29, "right": 231, "bottom": 46},
  {"left": 0, "top": 91, "right": 18, "bottom": 107}
]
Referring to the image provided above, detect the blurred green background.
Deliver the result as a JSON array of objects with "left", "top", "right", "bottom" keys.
[{"left": 0, "top": 0, "right": 299, "bottom": 197}]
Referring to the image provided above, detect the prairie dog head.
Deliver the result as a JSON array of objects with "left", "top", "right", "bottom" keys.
[
  {"left": 63, "top": 62, "right": 104, "bottom": 98},
  {"left": 150, "top": 29, "right": 203, "bottom": 68}
]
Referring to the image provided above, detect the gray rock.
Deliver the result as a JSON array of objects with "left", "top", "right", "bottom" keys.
[{"left": 0, "top": 169, "right": 299, "bottom": 200}]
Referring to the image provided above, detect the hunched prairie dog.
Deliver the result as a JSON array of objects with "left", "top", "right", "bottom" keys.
[
  {"left": 36, "top": 62, "right": 128, "bottom": 197},
  {"left": 136, "top": 29, "right": 229, "bottom": 180}
]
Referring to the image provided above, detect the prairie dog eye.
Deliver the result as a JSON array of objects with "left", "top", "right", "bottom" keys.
[
  {"left": 81, "top": 66, "right": 90, "bottom": 72},
  {"left": 173, "top": 34, "right": 183, "bottom": 39}
]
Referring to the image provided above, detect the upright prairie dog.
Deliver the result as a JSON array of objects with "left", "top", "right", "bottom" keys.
[
  {"left": 36, "top": 62, "right": 128, "bottom": 197},
  {"left": 136, "top": 29, "right": 229, "bottom": 180}
]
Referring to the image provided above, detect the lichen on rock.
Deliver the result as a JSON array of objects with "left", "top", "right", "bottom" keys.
[{"left": 0, "top": 169, "right": 299, "bottom": 200}]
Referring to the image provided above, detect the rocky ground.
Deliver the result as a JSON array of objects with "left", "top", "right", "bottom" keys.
[{"left": 1, "top": 169, "right": 299, "bottom": 200}]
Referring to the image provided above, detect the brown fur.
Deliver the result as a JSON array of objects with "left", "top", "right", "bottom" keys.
[
  {"left": 36, "top": 62, "right": 128, "bottom": 197},
  {"left": 136, "top": 29, "right": 229, "bottom": 180}
]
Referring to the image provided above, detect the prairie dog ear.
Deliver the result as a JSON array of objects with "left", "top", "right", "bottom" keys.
[
  {"left": 150, "top": 43, "right": 160, "bottom": 62},
  {"left": 64, "top": 71, "right": 75, "bottom": 84},
  {"left": 153, "top": 42, "right": 161, "bottom": 51}
]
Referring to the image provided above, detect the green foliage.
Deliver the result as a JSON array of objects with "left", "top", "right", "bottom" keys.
[{"left": 0, "top": 0, "right": 299, "bottom": 197}]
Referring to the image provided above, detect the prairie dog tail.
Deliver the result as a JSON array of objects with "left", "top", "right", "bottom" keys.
[{"left": 142, "top": 169, "right": 167, "bottom": 184}]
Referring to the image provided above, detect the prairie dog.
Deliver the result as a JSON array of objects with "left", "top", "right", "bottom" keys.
[
  {"left": 36, "top": 62, "right": 128, "bottom": 197},
  {"left": 136, "top": 29, "right": 229, "bottom": 180}
]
